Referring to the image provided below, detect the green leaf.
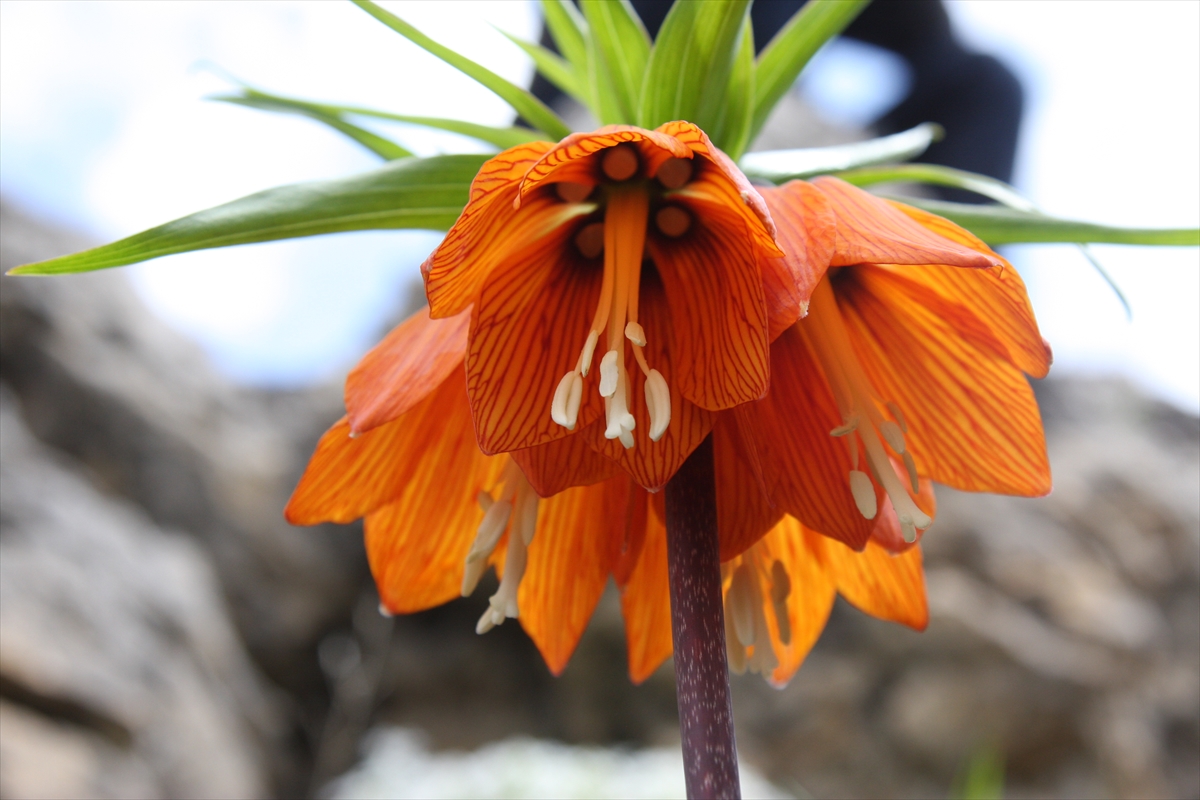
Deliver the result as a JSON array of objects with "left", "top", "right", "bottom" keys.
[
  {"left": 709, "top": 12, "right": 755, "bottom": 159},
  {"left": 580, "top": 0, "right": 651, "bottom": 123},
  {"left": 9, "top": 155, "right": 487, "bottom": 276},
  {"left": 542, "top": 0, "right": 589, "bottom": 75},
  {"left": 751, "top": 0, "right": 870, "bottom": 144},
  {"left": 639, "top": 0, "right": 750, "bottom": 131},
  {"left": 212, "top": 88, "right": 543, "bottom": 151},
  {"left": 216, "top": 94, "right": 411, "bottom": 160},
  {"left": 833, "top": 163, "right": 1034, "bottom": 209},
  {"left": 499, "top": 29, "right": 587, "bottom": 104},
  {"left": 891, "top": 197, "right": 1200, "bottom": 247},
  {"left": 352, "top": 0, "right": 570, "bottom": 141},
  {"left": 587, "top": 30, "right": 625, "bottom": 125},
  {"left": 739, "top": 123, "right": 942, "bottom": 182}
]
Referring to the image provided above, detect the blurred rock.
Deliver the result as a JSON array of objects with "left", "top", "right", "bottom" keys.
[{"left": 0, "top": 387, "right": 276, "bottom": 798}]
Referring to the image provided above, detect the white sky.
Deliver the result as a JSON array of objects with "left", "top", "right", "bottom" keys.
[{"left": 1, "top": 0, "right": 1197, "bottom": 411}]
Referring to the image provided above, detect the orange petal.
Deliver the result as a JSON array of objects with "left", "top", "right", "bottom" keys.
[
  {"left": 748, "top": 324, "right": 878, "bottom": 549},
  {"left": 758, "top": 181, "right": 838, "bottom": 337},
  {"left": 465, "top": 219, "right": 606, "bottom": 454},
  {"left": 754, "top": 519, "right": 837, "bottom": 688},
  {"left": 512, "top": 431, "right": 619, "bottom": 497},
  {"left": 519, "top": 478, "right": 628, "bottom": 675},
  {"left": 822, "top": 535, "right": 928, "bottom": 631},
  {"left": 836, "top": 268, "right": 1052, "bottom": 496},
  {"left": 610, "top": 479, "right": 648, "bottom": 587},
  {"left": 714, "top": 412, "right": 782, "bottom": 561},
  {"left": 620, "top": 498, "right": 673, "bottom": 684},
  {"left": 812, "top": 176, "right": 1003, "bottom": 270},
  {"left": 882, "top": 200, "right": 1051, "bottom": 378},
  {"left": 648, "top": 210, "right": 770, "bottom": 411},
  {"left": 365, "top": 399, "right": 507, "bottom": 615},
  {"left": 287, "top": 370, "right": 469, "bottom": 525},
  {"left": 423, "top": 140, "right": 561, "bottom": 317},
  {"left": 583, "top": 275, "right": 717, "bottom": 490},
  {"left": 519, "top": 125, "right": 692, "bottom": 199},
  {"left": 345, "top": 307, "right": 470, "bottom": 434}
]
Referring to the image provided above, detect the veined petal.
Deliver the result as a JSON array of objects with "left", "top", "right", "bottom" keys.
[
  {"left": 754, "top": 519, "right": 837, "bottom": 688},
  {"left": 759, "top": 182, "right": 837, "bottom": 337},
  {"left": 620, "top": 498, "right": 673, "bottom": 684},
  {"left": 466, "top": 221, "right": 606, "bottom": 454},
  {"left": 812, "top": 176, "right": 1003, "bottom": 270},
  {"left": 345, "top": 307, "right": 469, "bottom": 434},
  {"left": 822, "top": 535, "right": 929, "bottom": 631},
  {"left": 584, "top": 275, "right": 717, "bottom": 491},
  {"left": 365, "top": 394, "right": 507, "bottom": 615},
  {"left": 423, "top": 140, "right": 559, "bottom": 317},
  {"left": 519, "top": 479, "right": 627, "bottom": 675},
  {"left": 714, "top": 412, "right": 783, "bottom": 561},
  {"left": 648, "top": 211, "right": 770, "bottom": 411},
  {"left": 518, "top": 125, "right": 692, "bottom": 200},
  {"left": 749, "top": 324, "right": 879, "bottom": 550},
  {"left": 512, "top": 431, "right": 619, "bottom": 497},
  {"left": 836, "top": 269, "right": 1052, "bottom": 496},
  {"left": 885, "top": 200, "right": 1051, "bottom": 378},
  {"left": 286, "top": 370, "right": 470, "bottom": 525}
]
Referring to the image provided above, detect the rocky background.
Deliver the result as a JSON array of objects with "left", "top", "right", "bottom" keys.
[{"left": 1, "top": 200, "right": 1196, "bottom": 799}]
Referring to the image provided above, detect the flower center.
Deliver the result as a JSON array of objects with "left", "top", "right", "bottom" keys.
[
  {"left": 723, "top": 545, "right": 791, "bottom": 676},
  {"left": 802, "top": 275, "right": 931, "bottom": 543},
  {"left": 461, "top": 458, "right": 539, "bottom": 634},
  {"left": 551, "top": 183, "right": 671, "bottom": 448}
]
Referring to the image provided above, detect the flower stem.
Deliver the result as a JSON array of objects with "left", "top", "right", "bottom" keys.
[{"left": 664, "top": 434, "right": 741, "bottom": 799}]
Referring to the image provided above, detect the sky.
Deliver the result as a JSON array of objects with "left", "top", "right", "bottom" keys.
[{"left": 1, "top": 0, "right": 1197, "bottom": 411}]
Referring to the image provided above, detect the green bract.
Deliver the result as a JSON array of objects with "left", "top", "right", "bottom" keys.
[{"left": 11, "top": 0, "right": 1196, "bottom": 277}]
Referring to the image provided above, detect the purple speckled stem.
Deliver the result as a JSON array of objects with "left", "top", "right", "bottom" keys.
[{"left": 664, "top": 435, "right": 741, "bottom": 800}]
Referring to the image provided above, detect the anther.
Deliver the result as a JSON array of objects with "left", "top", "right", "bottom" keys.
[
  {"left": 555, "top": 181, "right": 592, "bottom": 203},
  {"left": 830, "top": 419, "right": 857, "bottom": 437},
  {"left": 601, "top": 144, "right": 639, "bottom": 181},
  {"left": 728, "top": 564, "right": 758, "bottom": 648},
  {"left": 624, "top": 321, "right": 646, "bottom": 347},
  {"left": 655, "top": 206, "right": 691, "bottom": 238},
  {"left": 849, "top": 470, "right": 878, "bottom": 520},
  {"left": 551, "top": 371, "right": 583, "bottom": 429},
  {"left": 598, "top": 350, "right": 620, "bottom": 397},
  {"left": 900, "top": 515, "right": 918, "bottom": 544},
  {"left": 574, "top": 222, "right": 604, "bottom": 258},
  {"left": 378, "top": 603, "right": 393, "bottom": 618},
  {"left": 887, "top": 401, "right": 909, "bottom": 433},
  {"left": 902, "top": 451, "right": 920, "bottom": 495},
  {"left": 880, "top": 420, "right": 906, "bottom": 453},
  {"left": 656, "top": 157, "right": 693, "bottom": 190},
  {"left": 644, "top": 369, "right": 671, "bottom": 441}
]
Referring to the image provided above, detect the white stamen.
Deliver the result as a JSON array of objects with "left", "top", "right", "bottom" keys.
[
  {"left": 461, "top": 499, "right": 512, "bottom": 596},
  {"left": 604, "top": 366, "right": 637, "bottom": 448},
  {"left": 580, "top": 330, "right": 600, "bottom": 376},
  {"left": 880, "top": 420, "right": 906, "bottom": 453},
  {"left": 516, "top": 485, "right": 539, "bottom": 546},
  {"left": 729, "top": 564, "right": 757, "bottom": 647},
  {"left": 378, "top": 603, "right": 393, "bottom": 618},
  {"left": 830, "top": 418, "right": 858, "bottom": 437},
  {"left": 624, "top": 320, "right": 647, "bottom": 347},
  {"left": 348, "top": 430, "right": 360, "bottom": 439},
  {"left": 903, "top": 451, "right": 920, "bottom": 495},
  {"left": 900, "top": 515, "right": 918, "bottom": 544},
  {"left": 598, "top": 350, "right": 620, "bottom": 397},
  {"left": 476, "top": 491, "right": 494, "bottom": 512},
  {"left": 887, "top": 401, "right": 909, "bottom": 433},
  {"left": 551, "top": 371, "right": 582, "bottom": 429},
  {"left": 644, "top": 369, "right": 671, "bottom": 441},
  {"left": 725, "top": 594, "right": 748, "bottom": 675},
  {"left": 849, "top": 470, "right": 878, "bottom": 520}
]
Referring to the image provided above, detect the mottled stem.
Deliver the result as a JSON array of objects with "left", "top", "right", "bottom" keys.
[{"left": 664, "top": 435, "right": 741, "bottom": 800}]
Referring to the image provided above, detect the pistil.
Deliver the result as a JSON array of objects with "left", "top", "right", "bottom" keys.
[{"left": 804, "top": 277, "right": 932, "bottom": 543}]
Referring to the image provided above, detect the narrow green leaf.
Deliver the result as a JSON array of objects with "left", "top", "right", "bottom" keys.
[
  {"left": 891, "top": 197, "right": 1200, "bottom": 247},
  {"left": 9, "top": 155, "right": 487, "bottom": 276},
  {"left": 1078, "top": 243, "right": 1133, "bottom": 319},
  {"left": 580, "top": 0, "right": 651, "bottom": 123},
  {"left": 711, "top": 13, "right": 755, "bottom": 159},
  {"left": 639, "top": 0, "right": 750, "bottom": 130},
  {"left": 833, "top": 163, "right": 1034, "bottom": 209},
  {"left": 218, "top": 94, "right": 411, "bottom": 160},
  {"left": 542, "top": 0, "right": 588, "bottom": 74},
  {"left": 751, "top": 0, "right": 870, "bottom": 144},
  {"left": 587, "top": 30, "right": 625, "bottom": 125},
  {"left": 213, "top": 88, "right": 543, "bottom": 150},
  {"left": 499, "top": 30, "right": 587, "bottom": 103},
  {"left": 352, "top": 0, "right": 570, "bottom": 141},
  {"left": 739, "top": 123, "right": 941, "bottom": 182}
]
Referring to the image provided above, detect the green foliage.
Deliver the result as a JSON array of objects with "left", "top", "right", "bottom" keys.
[
  {"left": 740, "top": 124, "right": 943, "bottom": 181},
  {"left": 581, "top": 0, "right": 651, "bottom": 123},
  {"left": 541, "top": 0, "right": 589, "bottom": 76},
  {"left": 499, "top": 30, "right": 587, "bottom": 103},
  {"left": 216, "top": 93, "right": 412, "bottom": 160},
  {"left": 9, "top": 155, "right": 486, "bottom": 275},
  {"left": 951, "top": 746, "right": 1005, "bottom": 800},
  {"left": 213, "top": 88, "right": 542, "bottom": 152},
  {"left": 350, "top": 0, "right": 570, "bottom": 140},
  {"left": 752, "top": 0, "right": 870, "bottom": 143}
]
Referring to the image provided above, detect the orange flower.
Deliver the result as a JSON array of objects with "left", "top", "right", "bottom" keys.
[
  {"left": 418, "top": 122, "right": 789, "bottom": 492},
  {"left": 737, "top": 176, "right": 1052, "bottom": 554}
]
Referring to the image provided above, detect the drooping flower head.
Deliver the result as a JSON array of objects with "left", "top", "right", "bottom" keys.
[{"left": 419, "top": 122, "right": 791, "bottom": 491}]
